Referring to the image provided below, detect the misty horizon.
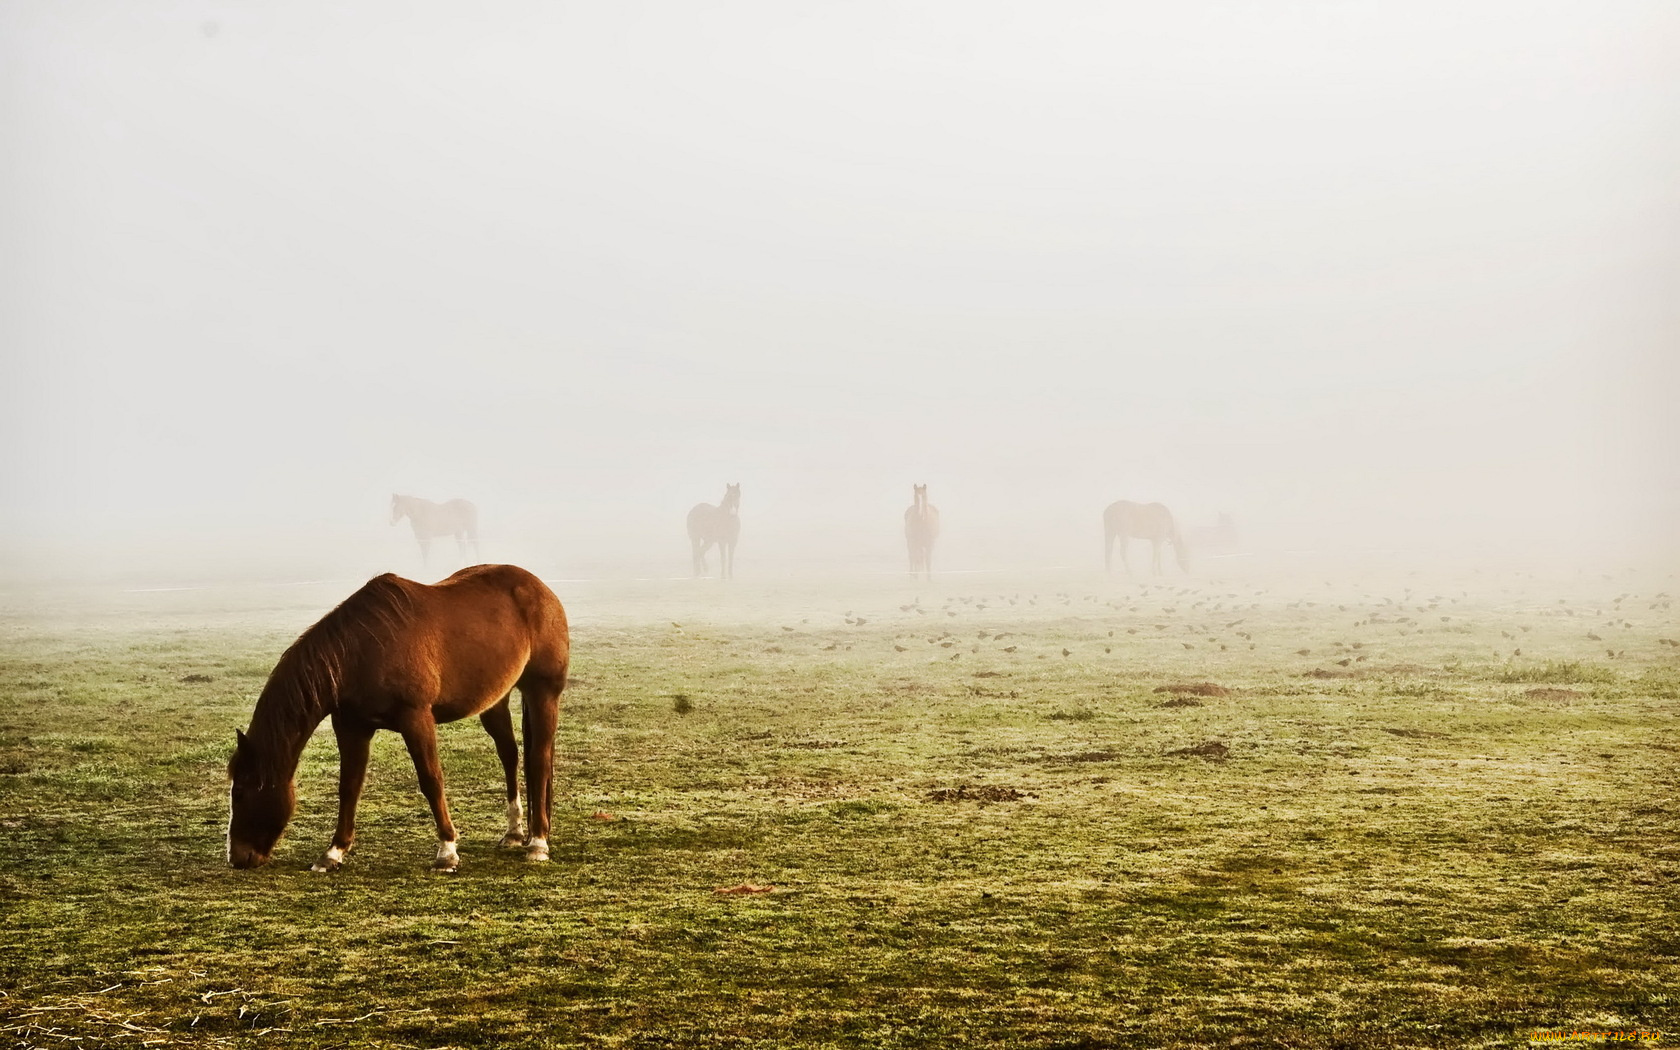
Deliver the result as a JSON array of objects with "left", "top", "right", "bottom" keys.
[{"left": 4, "top": 3, "right": 1676, "bottom": 586}]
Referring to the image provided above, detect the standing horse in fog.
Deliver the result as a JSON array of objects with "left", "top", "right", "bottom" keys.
[
  {"left": 391, "top": 494, "right": 479, "bottom": 567},
  {"left": 1104, "top": 500, "right": 1189, "bottom": 575},
  {"left": 1186, "top": 512, "right": 1240, "bottom": 555},
  {"left": 687, "top": 483, "right": 741, "bottom": 579},
  {"left": 226, "top": 564, "right": 569, "bottom": 872},
  {"left": 904, "top": 484, "right": 940, "bottom": 581}
]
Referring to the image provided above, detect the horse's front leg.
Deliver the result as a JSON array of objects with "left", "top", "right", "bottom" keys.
[
  {"left": 311, "top": 715, "right": 373, "bottom": 872},
  {"left": 398, "top": 713, "right": 460, "bottom": 872},
  {"left": 480, "top": 697, "right": 525, "bottom": 847}
]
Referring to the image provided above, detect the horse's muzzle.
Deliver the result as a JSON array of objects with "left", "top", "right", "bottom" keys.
[{"left": 227, "top": 843, "right": 272, "bottom": 869}]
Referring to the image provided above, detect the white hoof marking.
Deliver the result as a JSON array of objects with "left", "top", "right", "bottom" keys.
[
  {"left": 310, "top": 844, "right": 346, "bottom": 872},
  {"left": 526, "top": 837, "right": 550, "bottom": 863},
  {"left": 433, "top": 840, "right": 460, "bottom": 871}
]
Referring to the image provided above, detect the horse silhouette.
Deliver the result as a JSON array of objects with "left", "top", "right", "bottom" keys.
[
  {"left": 904, "top": 484, "right": 940, "bottom": 581},
  {"left": 687, "top": 484, "right": 741, "bottom": 579},
  {"left": 391, "top": 494, "right": 479, "bottom": 567},
  {"left": 1185, "top": 512, "right": 1240, "bottom": 555},
  {"left": 1103, "top": 500, "right": 1189, "bottom": 575},
  {"left": 226, "top": 565, "right": 569, "bottom": 872}
]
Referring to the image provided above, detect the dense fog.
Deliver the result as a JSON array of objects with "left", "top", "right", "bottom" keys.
[{"left": 3, "top": 2, "right": 1676, "bottom": 585}]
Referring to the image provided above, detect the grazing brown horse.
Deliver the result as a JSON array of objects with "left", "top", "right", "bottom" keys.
[
  {"left": 391, "top": 494, "right": 479, "bottom": 567},
  {"left": 904, "top": 484, "right": 940, "bottom": 580},
  {"left": 686, "top": 483, "right": 741, "bottom": 579},
  {"left": 1104, "top": 500, "right": 1190, "bottom": 575},
  {"left": 227, "top": 564, "right": 569, "bottom": 872}
]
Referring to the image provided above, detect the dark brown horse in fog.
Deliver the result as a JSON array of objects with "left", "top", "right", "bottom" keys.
[
  {"left": 1104, "top": 500, "right": 1189, "bottom": 575},
  {"left": 904, "top": 484, "right": 940, "bottom": 581},
  {"left": 687, "top": 483, "right": 741, "bottom": 579},
  {"left": 391, "top": 494, "right": 479, "bottom": 567},
  {"left": 227, "top": 564, "right": 569, "bottom": 872}
]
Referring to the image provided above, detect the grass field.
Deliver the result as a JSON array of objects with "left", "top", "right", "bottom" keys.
[{"left": 1, "top": 562, "right": 1676, "bottom": 1048}]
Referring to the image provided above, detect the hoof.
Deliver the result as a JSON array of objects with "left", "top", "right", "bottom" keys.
[
  {"left": 309, "top": 858, "right": 342, "bottom": 873},
  {"left": 497, "top": 832, "right": 527, "bottom": 849},
  {"left": 525, "top": 845, "right": 550, "bottom": 863},
  {"left": 432, "top": 841, "right": 461, "bottom": 872}
]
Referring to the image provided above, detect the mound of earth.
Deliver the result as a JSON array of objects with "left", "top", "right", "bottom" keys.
[
  {"left": 1167, "top": 741, "right": 1230, "bottom": 760},
  {"left": 1153, "top": 681, "right": 1229, "bottom": 696},
  {"left": 927, "top": 785, "right": 1030, "bottom": 803},
  {"left": 1158, "top": 696, "right": 1203, "bottom": 708}
]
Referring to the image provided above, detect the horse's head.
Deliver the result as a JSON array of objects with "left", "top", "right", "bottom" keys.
[
  {"left": 389, "top": 494, "right": 406, "bottom": 525},
  {"left": 723, "top": 483, "right": 741, "bottom": 512},
  {"left": 913, "top": 483, "right": 927, "bottom": 504},
  {"left": 1173, "top": 535, "right": 1192, "bottom": 573},
  {"left": 226, "top": 729, "right": 296, "bottom": 869}
]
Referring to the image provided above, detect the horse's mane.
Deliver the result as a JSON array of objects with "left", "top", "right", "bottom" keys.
[{"left": 246, "top": 574, "right": 417, "bottom": 777}]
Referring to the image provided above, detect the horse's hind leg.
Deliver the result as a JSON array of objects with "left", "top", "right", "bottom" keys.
[
  {"left": 397, "top": 712, "right": 461, "bottom": 872},
  {"left": 480, "top": 696, "right": 525, "bottom": 847},
  {"left": 520, "top": 682, "right": 563, "bottom": 862},
  {"left": 313, "top": 714, "right": 373, "bottom": 872}
]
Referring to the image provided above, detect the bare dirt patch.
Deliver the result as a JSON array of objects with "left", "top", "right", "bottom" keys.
[
  {"left": 1167, "top": 741, "right": 1230, "bottom": 760},
  {"left": 1153, "top": 681, "right": 1229, "bottom": 696},
  {"left": 1158, "top": 696, "right": 1204, "bottom": 708},
  {"left": 1523, "top": 687, "right": 1584, "bottom": 702},
  {"left": 926, "top": 785, "right": 1031, "bottom": 803}
]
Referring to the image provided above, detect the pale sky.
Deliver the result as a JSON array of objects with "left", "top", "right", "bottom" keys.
[{"left": 3, "top": 2, "right": 1676, "bottom": 579}]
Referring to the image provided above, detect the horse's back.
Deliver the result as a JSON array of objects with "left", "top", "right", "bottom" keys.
[
  {"left": 1105, "top": 501, "right": 1171, "bottom": 533},
  {"left": 428, "top": 565, "right": 569, "bottom": 675},
  {"left": 443, "top": 497, "right": 477, "bottom": 527}
]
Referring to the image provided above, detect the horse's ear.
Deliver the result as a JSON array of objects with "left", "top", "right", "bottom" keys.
[{"left": 235, "top": 728, "right": 248, "bottom": 748}]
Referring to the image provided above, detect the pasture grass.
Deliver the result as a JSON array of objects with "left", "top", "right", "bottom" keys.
[{"left": 0, "top": 567, "right": 1676, "bottom": 1048}]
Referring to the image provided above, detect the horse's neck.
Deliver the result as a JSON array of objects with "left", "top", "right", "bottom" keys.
[{"left": 247, "top": 679, "right": 334, "bottom": 782}]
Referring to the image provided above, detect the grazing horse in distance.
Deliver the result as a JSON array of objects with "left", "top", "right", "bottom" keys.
[
  {"left": 904, "top": 484, "right": 940, "bottom": 581},
  {"left": 1104, "top": 500, "right": 1190, "bottom": 575},
  {"left": 687, "top": 483, "right": 741, "bottom": 579},
  {"left": 391, "top": 494, "right": 479, "bottom": 567},
  {"left": 227, "top": 564, "right": 569, "bottom": 872}
]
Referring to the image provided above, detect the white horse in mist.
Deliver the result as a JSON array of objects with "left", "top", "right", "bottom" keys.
[
  {"left": 687, "top": 483, "right": 741, "bottom": 579},
  {"left": 904, "top": 484, "right": 940, "bottom": 581},
  {"left": 1104, "top": 500, "right": 1189, "bottom": 575},
  {"left": 391, "top": 494, "right": 480, "bottom": 567}
]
